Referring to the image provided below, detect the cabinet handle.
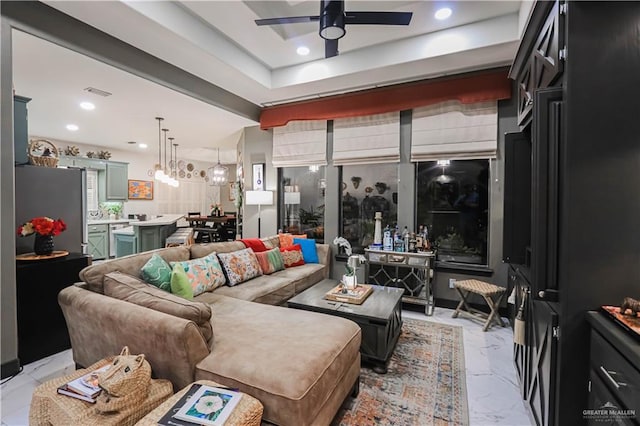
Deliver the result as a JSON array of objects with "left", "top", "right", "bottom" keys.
[{"left": 599, "top": 366, "right": 627, "bottom": 389}]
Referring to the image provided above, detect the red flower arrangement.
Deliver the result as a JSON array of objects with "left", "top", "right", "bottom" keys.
[{"left": 17, "top": 217, "right": 67, "bottom": 237}]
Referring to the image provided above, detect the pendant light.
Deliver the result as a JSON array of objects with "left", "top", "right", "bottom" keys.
[
  {"left": 208, "top": 148, "right": 229, "bottom": 186},
  {"left": 160, "top": 128, "right": 170, "bottom": 183},
  {"left": 171, "top": 140, "right": 180, "bottom": 188},
  {"left": 154, "top": 117, "right": 165, "bottom": 180}
]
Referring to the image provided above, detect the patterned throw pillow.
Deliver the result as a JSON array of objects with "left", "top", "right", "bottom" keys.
[
  {"left": 217, "top": 248, "right": 263, "bottom": 286},
  {"left": 278, "top": 233, "right": 307, "bottom": 248},
  {"left": 255, "top": 247, "right": 285, "bottom": 275},
  {"left": 170, "top": 253, "right": 226, "bottom": 296},
  {"left": 140, "top": 253, "right": 172, "bottom": 292},
  {"left": 293, "top": 238, "right": 319, "bottom": 263},
  {"left": 280, "top": 244, "right": 305, "bottom": 267},
  {"left": 170, "top": 263, "right": 194, "bottom": 300}
]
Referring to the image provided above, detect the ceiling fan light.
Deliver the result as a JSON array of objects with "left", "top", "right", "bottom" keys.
[{"left": 319, "top": 0, "right": 345, "bottom": 40}]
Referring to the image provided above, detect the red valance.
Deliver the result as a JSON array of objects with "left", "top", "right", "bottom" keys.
[{"left": 260, "top": 68, "right": 512, "bottom": 130}]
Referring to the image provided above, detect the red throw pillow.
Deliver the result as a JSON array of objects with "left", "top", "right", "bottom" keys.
[
  {"left": 279, "top": 244, "right": 305, "bottom": 267},
  {"left": 240, "top": 238, "right": 268, "bottom": 253}
]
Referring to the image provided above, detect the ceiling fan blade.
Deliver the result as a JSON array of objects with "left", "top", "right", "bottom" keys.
[
  {"left": 344, "top": 11, "right": 413, "bottom": 26},
  {"left": 325, "top": 39, "right": 339, "bottom": 58},
  {"left": 255, "top": 16, "right": 319, "bottom": 26}
]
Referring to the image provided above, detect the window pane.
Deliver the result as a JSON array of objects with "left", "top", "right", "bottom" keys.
[
  {"left": 341, "top": 164, "right": 398, "bottom": 253},
  {"left": 416, "top": 160, "right": 489, "bottom": 265},
  {"left": 280, "top": 166, "right": 325, "bottom": 243}
]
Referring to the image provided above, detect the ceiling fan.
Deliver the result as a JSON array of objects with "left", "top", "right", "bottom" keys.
[{"left": 255, "top": 0, "right": 413, "bottom": 58}]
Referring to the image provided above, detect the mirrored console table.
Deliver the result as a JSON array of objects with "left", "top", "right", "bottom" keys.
[{"left": 364, "top": 249, "right": 435, "bottom": 315}]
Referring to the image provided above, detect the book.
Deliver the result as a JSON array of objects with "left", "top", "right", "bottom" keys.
[
  {"left": 157, "top": 384, "right": 203, "bottom": 426},
  {"left": 172, "top": 384, "right": 243, "bottom": 426},
  {"left": 56, "top": 384, "right": 98, "bottom": 403},
  {"left": 67, "top": 364, "right": 110, "bottom": 397}
]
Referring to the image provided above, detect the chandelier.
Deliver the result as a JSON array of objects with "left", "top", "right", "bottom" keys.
[
  {"left": 154, "top": 117, "right": 165, "bottom": 181},
  {"left": 208, "top": 148, "right": 229, "bottom": 186}
]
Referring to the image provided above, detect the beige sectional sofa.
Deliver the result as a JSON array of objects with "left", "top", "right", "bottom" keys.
[{"left": 58, "top": 238, "right": 361, "bottom": 426}]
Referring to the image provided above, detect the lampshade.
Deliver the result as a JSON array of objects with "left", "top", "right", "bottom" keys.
[
  {"left": 284, "top": 192, "right": 301, "bottom": 205},
  {"left": 245, "top": 190, "right": 273, "bottom": 206}
]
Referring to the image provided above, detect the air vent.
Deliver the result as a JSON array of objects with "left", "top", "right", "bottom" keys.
[{"left": 83, "top": 87, "right": 112, "bottom": 97}]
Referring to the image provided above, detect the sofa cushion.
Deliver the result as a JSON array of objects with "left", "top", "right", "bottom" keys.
[
  {"left": 239, "top": 238, "right": 268, "bottom": 253},
  {"left": 278, "top": 233, "right": 306, "bottom": 248},
  {"left": 280, "top": 244, "right": 305, "bottom": 268},
  {"left": 270, "top": 263, "right": 327, "bottom": 295},
  {"left": 189, "top": 241, "right": 246, "bottom": 260},
  {"left": 217, "top": 248, "right": 262, "bottom": 286},
  {"left": 170, "top": 253, "right": 226, "bottom": 296},
  {"left": 170, "top": 263, "right": 194, "bottom": 300},
  {"left": 103, "top": 271, "right": 212, "bottom": 344},
  {"left": 79, "top": 246, "right": 190, "bottom": 294},
  {"left": 140, "top": 253, "right": 172, "bottom": 292},
  {"left": 195, "top": 296, "right": 361, "bottom": 426},
  {"left": 254, "top": 247, "right": 285, "bottom": 275},
  {"left": 293, "top": 238, "right": 319, "bottom": 264},
  {"left": 206, "top": 274, "right": 294, "bottom": 305}
]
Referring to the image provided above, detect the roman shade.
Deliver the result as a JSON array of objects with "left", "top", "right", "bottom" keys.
[
  {"left": 411, "top": 101, "right": 497, "bottom": 161},
  {"left": 332, "top": 112, "right": 400, "bottom": 165},
  {"left": 272, "top": 120, "right": 327, "bottom": 167}
]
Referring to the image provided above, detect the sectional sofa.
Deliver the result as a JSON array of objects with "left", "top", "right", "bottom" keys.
[{"left": 58, "top": 238, "right": 361, "bottom": 426}]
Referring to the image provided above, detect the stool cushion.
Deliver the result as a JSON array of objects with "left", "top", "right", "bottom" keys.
[{"left": 455, "top": 279, "right": 506, "bottom": 296}]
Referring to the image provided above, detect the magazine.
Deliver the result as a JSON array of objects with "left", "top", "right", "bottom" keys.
[
  {"left": 173, "top": 385, "right": 242, "bottom": 426},
  {"left": 157, "top": 384, "right": 203, "bottom": 426}
]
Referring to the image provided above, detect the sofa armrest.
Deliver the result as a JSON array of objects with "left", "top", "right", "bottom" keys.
[
  {"left": 58, "top": 284, "right": 210, "bottom": 390},
  {"left": 316, "top": 243, "right": 331, "bottom": 278}
]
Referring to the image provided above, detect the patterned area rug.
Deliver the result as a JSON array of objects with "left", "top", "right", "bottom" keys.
[{"left": 333, "top": 319, "right": 469, "bottom": 425}]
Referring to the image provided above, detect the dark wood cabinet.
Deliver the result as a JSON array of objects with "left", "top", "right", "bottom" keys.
[
  {"left": 16, "top": 253, "right": 91, "bottom": 365},
  {"left": 507, "top": 2, "right": 640, "bottom": 425},
  {"left": 503, "top": 132, "right": 531, "bottom": 266}
]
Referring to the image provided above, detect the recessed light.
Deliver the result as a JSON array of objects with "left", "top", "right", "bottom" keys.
[
  {"left": 139, "top": 143, "right": 148, "bottom": 149},
  {"left": 66, "top": 124, "right": 79, "bottom": 131},
  {"left": 435, "top": 7, "right": 452, "bottom": 20},
  {"left": 297, "top": 46, "right": 310, "bottom": 56},
  {"left": 80, "top": 101, "right": 95, "bottom": 110}
]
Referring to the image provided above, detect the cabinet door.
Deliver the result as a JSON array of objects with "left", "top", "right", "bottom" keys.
[
  {"left": 105, "top": 162, "right": 128, "bottom": 200},
  {"left": 531, "top": 87, "right": 563, "bottom": 303},
  {"left": 88, "top": 224, "right": 108, "bottom": 260},
  {"left": 526, "top": 301, "right": 559, "bottom": 426},
  {"left": 532, "top": 0, "right": 564, "bottom": 90}
]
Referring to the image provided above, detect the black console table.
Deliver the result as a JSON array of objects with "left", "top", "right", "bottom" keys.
[{"left": 16, "top": 253, "right": 91, "bottom": 365}]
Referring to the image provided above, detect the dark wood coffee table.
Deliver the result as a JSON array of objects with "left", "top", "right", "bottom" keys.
[{"left": 287, "top": 279, "right": 403, "bottom": 373}]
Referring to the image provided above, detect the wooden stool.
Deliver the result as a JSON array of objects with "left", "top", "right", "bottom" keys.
[
  {"left": 165, "top": 228, "right": 194, "bottom": 247},
  {"left": 452, "top": 279, "right": 506, "bottom": 331},
  {"left": 136, "top": 379, "right": 263, "bottom": 426}
]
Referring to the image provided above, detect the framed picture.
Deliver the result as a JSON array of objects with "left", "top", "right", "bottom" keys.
[
  {"left": 229, "top": 182, "right": 236, "bottom": 202},
  {"left": 128, "top": 180, "right": 153, "bottom": 200},
  {"left": 252, "top": 163, "right": 264, "bottom": 191}
]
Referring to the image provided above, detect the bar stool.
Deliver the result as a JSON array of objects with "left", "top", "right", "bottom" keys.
[{"left": 452, "top": 279, "right": 506, "bottom": 331}]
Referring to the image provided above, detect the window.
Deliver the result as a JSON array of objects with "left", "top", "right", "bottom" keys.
[
  {"left": 279, "top": 166, "right": 326, "bottom": 243},
  {"left": 340, "top": 164, "right": 398, "bottom": 253},
  {"left": 86, "top": 169, "right": 99, "bottom": 213},
  {"left": 416, "top": 159, "right": 489, "bottom": 265}
]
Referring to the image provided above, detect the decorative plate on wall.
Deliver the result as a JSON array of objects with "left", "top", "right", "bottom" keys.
[
  {"left": 179, "top": 170, "right": 186, "bottom": 178},
  {"left": 147, "top": 169, "right": 154, "bottom": 177},
  {"left": 187, "top": 173, "right": 192, "bottom": 179},
  {"left": 200, "top": 170, "right": 206, "bottom": 178},
  {"left": 178, "top": 160, "right": 186, "bottom": 170},
  {"left": 186, "top": 163, "right": 194, "bottom": 172}
]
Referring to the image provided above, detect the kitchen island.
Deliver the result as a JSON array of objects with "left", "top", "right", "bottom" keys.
[{"left": 112, "top": 214, "right": 183, "bottom": 257}]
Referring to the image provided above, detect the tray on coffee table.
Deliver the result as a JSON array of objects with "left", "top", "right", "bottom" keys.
[{"left": 324, "top": 283, "right": 373, "bottom": 305}]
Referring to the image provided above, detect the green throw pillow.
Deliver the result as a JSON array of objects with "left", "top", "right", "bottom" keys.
[
  {"left": 170, "top": 263, "right": 194, "bottom": 300},
  {"left": 140, "top": 253, "right": 172, "bottom": 291}
]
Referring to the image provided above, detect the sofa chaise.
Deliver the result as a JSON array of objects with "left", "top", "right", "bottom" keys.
[{"left": 58, "top": 238, "right": 361, "bottom": 426}]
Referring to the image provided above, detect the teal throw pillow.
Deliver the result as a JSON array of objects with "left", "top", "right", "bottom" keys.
[
  {"left": 170, "top": 263, "right": 194, "bottom": 300},
  {"left": 140, "top": 253, "right": 172, "bottom": 291},
  {"left": 293, "top": 238, "right": 319, "bottom": 263}
]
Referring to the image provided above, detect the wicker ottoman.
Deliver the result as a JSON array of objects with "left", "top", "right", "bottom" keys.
[
  {"left": 135, "top": 380, "right": 264, "bottom": 426},
  {"left": 29, "top": 358, "right": 173, "bottom": 426},
  {"left": 452, "top": 279, "right": 507, "bottom": 331}
]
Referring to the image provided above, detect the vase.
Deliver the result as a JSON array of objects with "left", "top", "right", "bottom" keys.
[{"left": 34, "top": 234, "right": 54, "bottom": 255}]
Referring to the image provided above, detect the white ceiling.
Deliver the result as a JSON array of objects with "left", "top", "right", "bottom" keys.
[{"left": 12, "top": 0, "right": 526, "bottom": 163}]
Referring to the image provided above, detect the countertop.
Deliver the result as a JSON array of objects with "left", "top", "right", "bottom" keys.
[
  {"left": 130, "top": 214, "right": 184, "bottom": 227},
  {"left": 112, "top": 226, "right": 134, "bottom": 236},
  {"left": 87, "top": 219, "right": 131, "bottom": 225}
]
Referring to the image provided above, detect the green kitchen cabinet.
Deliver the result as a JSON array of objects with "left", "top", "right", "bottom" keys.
[
  {"left": 88, "top": 224, "right": 108, "bottom": 260},
  {"left": 104, "top": 161, "right": 128, "bottom": 200}
]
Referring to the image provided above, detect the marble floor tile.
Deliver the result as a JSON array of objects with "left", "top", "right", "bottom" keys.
[{"left": 0, "top": 307, "right": 533, "bottom": 426}]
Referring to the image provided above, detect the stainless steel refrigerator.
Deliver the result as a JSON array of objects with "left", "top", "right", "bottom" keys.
[{"left": 15, "top": 165, "right": 87, "bottom": 254}]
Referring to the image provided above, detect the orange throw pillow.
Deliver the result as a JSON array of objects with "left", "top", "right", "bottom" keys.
[{"left": 278, "top": 233, "right": 307, "bottom": 248}]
